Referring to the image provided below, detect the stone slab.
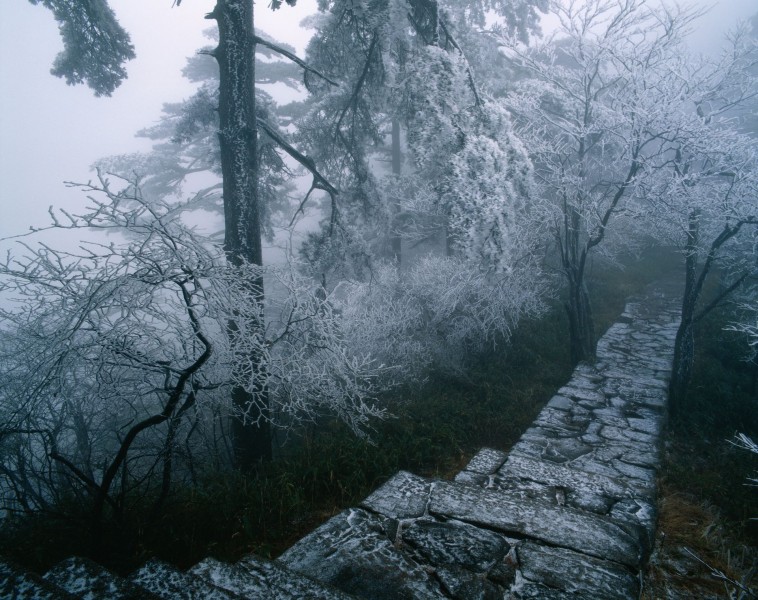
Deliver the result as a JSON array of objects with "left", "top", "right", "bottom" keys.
[
  {"left": 497, "top": 454, "right": 636, "bottom": 500},
  {"left": 401, "top": 518, "right": 510, "bottom": 573},
  {"left": 44, "top": 557, "right": 159, "bottom": 600},
  {"left": 129, "top": 559, "right": 244, "bottom": 600},
  {"left": 0, "top": 560, "right": 75, "bottom": 600},
  {"left": 190, "top": 556, "right": 353, "bottom": 600},
  {"left": 279, "top": 508, "right": 445, "bottom": 599},
  {"left": 517, "top": 540, "right": 639, "bottom": 600},
  {"left": 460, "top": 448, "right": 508, "bottom": 475},
  {"left": 360, "top": 470, "right": 431, "bottom": 519},
  {"left": 429, "top": 480, "right": 643, "bottom": 568}
]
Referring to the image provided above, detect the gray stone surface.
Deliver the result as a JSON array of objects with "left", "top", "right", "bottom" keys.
[
  {"left": 279, "top": 508, "right": 445, "bottom": 599},
  {"left": 360, "top": 470, "right": 431, "bottom": 519},
  {"left": 44, "top": 557, "right": 159, "bottom": 600},
  {"left": 429, "top": 480, "right": 643, "bottom": 567},
  {"left": 401, "top": 518, "right": 510, "bottom": 572},
  {"left": 460, "top": 448, "right": 508, "bottom": 475},
  {"left": 189, "top": 555, "right": 353, "bottom": 600},
  {"left": 129, "top": 559, "right": 244, "bottom": 600},
  {"left": 0, "top": 560, "right": 75, "bottom": 600},
  {"left": 517, "top": 540, "right": 639, "bottom": 599}
]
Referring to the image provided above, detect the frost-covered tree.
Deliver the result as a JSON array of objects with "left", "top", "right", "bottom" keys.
[
  {"left": 0, "top": 175, "right": 387, "bottom": 536},
  {"left": 25, "top": 0, "right": 342, "bottom": 467},
  {"left": 636, "top": 27, "right": 758, "bottom": 414},
  {"left": 333, "top": 255, "right": 547, "bottom": 379},
  {"left": 96, "top": 29, "right": 306, "bottom": 243},
  {"left": 290, "top": 0, "right": 550, "bottom": 378},
  {"left": 504, "top": 0, "right": 709, "bottom": 364},
  {"left": 297, "top": 0, "right": 545, "bottom": 277},
  {"left": 28, "top": 0, "right": 135, "bottom": 96}
]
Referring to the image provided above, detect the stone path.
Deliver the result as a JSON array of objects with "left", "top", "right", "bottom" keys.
[{"left": 1, "top": 281, "right": 681, "bottom": 599}]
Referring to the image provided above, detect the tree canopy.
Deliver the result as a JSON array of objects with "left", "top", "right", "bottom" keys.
[{"left": 29, "top": 0, "right": 135, "bottom": 96}]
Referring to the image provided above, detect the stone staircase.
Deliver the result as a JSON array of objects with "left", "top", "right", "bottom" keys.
[{"left": 1, "top": 282, "right": 681, "bottom": 599}]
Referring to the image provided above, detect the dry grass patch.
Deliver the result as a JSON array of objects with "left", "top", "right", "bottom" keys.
[{"left": 643, "top": 487, "right": 757, "bottom": 599}]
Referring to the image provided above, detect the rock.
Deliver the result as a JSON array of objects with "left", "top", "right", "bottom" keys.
[
  {"left": 460, "top": 448, "right": 508, "bottom": 475},
  {"left": 360, "top": 470, "right": 431, "bottom": 519},
  {"left": 429, "top": 480, "right": 643, "bottom": 568},
  {"left": 435, "top": 566, "right": 500, "bottom": 600},
  {"left": 189, "top": 555, "right": 353, "bottom": 600},
  {"left": 0, "top": 560, "right": 75, "bottom": 600},
  {"left": 401, "top": 518, "right": 509, "bottom": 572},
  {"left": 497, "top": 454, "right": 634, "bottom": 500},
  {"left": 44, "top": 557, "right": 158, "bottom": 599},
  {"left": 279, "top": 508, "right": 444, "bottom": 599},
  {"left": 129, "top": 559, "right": 243, "bottom": 600},
  {"left": 517, "top": 540, "right": 639, "bottom": 599}
]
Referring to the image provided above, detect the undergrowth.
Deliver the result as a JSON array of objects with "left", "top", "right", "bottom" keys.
[{"left": 644, "top": 304, "right": 758, "bottom": 598}]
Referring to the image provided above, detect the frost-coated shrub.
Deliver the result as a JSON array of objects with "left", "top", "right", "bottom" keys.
[{"left": 333, "top": 255, "right": 547, "bottom": 379}]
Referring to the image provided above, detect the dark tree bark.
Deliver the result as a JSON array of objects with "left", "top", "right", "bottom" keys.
[
  {"left": 390, "top": 118, "right": 402, "bottom": 266},
  {"left": 669, "top": 211, "right": 700, "bottom": 418},
  {"left": 208, "top": 0, "right": 272, "bottom": 467},
  {"left": 669, "top": 210, "right": 755, "bottom": 418},
  {"left": 565, "top": 270, "right": 595, "bottom": 365},
  {"left": 559, "top": 200, "right": 596, "bottom": 365}
]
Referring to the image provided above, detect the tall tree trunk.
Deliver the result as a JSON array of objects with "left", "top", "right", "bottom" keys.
[
  {"left": 669, "top": 210, "right": 700, "bottom": 419},
  {"left": 562, "top": 202, "right": 596, "bottom": 365},
  {"left": 390, "top": 118, "right": 402, "bottom": 266},
  {"left": 565, "top": 273, "right": 595, "bottom": 365},
  {"left": 210, "top": 0, "right": 272, "bottom": 467}
]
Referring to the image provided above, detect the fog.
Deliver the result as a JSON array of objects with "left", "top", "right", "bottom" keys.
[
  {"left": 0, "top": 2, "right": 756, "bottom": 590},
  {"left": 0, "top": 1, "right": 754, "bottom": 243}
]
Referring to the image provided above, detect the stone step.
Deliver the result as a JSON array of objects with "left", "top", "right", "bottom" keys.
[
  {"left": 278, "top": 507, "right": 447, "bottom": 599},
  {"left": 429, "top": 479, "right": 644, "bottom": 568},
  {"left": 0, "top": 560, "right": 76, "bottom": 600},
  {"left": 188, "top": 554, "right": 356, "bottom": 599},
  {"left": 280, "top": 470, "right": 646, "bottom": 598},
  {"left": 128, "top": 559, "right": 246, "bottom": 600},
  {"left": 44, "top": 557, "right": 159, "bottom": 599}
]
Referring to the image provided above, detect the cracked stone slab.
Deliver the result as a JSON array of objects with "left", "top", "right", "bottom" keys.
[
  {"left": 401, "top": 518, "right": 510, "bottom": 573},
  {"left": 129, "top": 559, "right": 244, "bottom": 600},
  {"left": 497, "top": 454, "right": 636, "bottom": 500},
  {"left": 490, "top": 475, "right": 560, "bottom": 505},
  {"left": 600, "top": 425, "right": 658, "bottom": 445},
  {"left": 453, "top": 470, "right": 488, "bottom": 486},
  {"left": 189, "top": 556, "right": 353, "bottom": 600},
  {"left": 611, "top": 497, "right": 657, "bottom": 543},
  {"left": 44, "top": 557, "right": 159, "bottom": 600},
  {"left": 512, "top": 580, "right": 591, "bottom": 599},
  {"left": 435, "top": 565, "right": 502, "bottom": 599},
  {"left": 360, "top": 470, "right": 431, "bottom": 519},
  {"left": 1, "top": 560, "right": 76, "bottom": 600},
  {"left": 279, "top": 508, "right": 445, "bottom": 599},
  {"left": 517, "top": 540, "right": 639, "bottom": 600},
  {"left": 546, "top": 395, "right": 577, "bottom": 412},
  {"left": 511, "top": 436, "right": 593, "bottom": 464},
  {"left": 556, "top": 386, "right": 607, "bottom": 406},
  {"left": 460, "top": 448, "right": 508, "bottom": 475},
  {"left": 429, "top": 481, "right": 643, "bottom": 567},
  {"left": 533, "top": 408, "right": 592, "bottom": 433}
]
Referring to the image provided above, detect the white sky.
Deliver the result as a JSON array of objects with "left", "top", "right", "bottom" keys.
[
  {"left": 0, "top": 0, "right": 755, "bottom": 245},
  {"left": 0, "top": 0, "right": 318, "bottom": 243}
]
